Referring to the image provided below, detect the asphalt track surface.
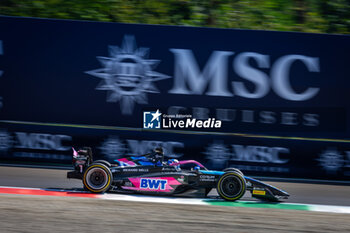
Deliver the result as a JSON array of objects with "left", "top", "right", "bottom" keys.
[
  {"left": 0, "top": 166, "right": 349, "bottom": 206},
  {"left": 0, "top": 166, "right": 350, "bottom": 232}
]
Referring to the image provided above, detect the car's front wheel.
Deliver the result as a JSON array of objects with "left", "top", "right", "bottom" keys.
[
  {"left": 83, "top": 164, "right": 112, "bottom": 193},
  {"left": 217, "top": 172, "right": 246, "bottom": 201},
  {"left": 222, "top": 168, "right": 244, "bottom": 176}
]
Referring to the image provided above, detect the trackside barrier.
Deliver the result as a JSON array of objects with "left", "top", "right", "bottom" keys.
[{"left": 0, "top": 16, "right": 349, "bottom": 180}]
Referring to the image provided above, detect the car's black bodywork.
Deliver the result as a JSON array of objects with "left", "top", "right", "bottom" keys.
[{"left": 67, "top": 147, "right": 289, "bottom": 202}]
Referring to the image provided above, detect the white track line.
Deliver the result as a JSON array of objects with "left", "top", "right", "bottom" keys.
[
  {"left": 102, "top": 193, "right": 207, "bottom": 205},
  {"left": 1, "top": 186, "right": 350, "bottom": 214}
]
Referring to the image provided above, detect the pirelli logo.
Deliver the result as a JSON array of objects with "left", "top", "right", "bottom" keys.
[{"left": 252, "top": 190, "right": 266, "bottom": 195}]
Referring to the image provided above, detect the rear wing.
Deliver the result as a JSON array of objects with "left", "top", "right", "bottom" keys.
[{"left": 72, "top": 147, "right": 93, "bottom": 173}]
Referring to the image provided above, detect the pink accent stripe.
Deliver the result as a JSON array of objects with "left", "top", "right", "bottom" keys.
[
  {"left": 117, "top": 158, "right": 136, "bottom": 166},
  {"left": 0, "top": 187, "right": 98, "bottom": 198},
  {"left": 121, "top": 186, "right": 141, "bottom": 191},
  {"left": 171, "top": 160, "right": 206, "bottom": 168}
]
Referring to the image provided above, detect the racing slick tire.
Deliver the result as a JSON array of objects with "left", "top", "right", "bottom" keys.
[
  {"left": 217, "top": 172, "right": 246, "bottom": 201},
  {"left": 223, "top": 168, "right": 244, "bottom": 176},
  {"left": 83, "top": 164, "right": 112, "bottom": 193}
]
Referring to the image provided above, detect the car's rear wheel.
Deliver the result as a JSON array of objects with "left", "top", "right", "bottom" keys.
[
  {"left": 92, "top": 160, "right": 112, "bottom": 167},
  {"left": 217, "top": 172, "right": 246, "bottom": 201},
  {"left": 83, "top": 164, "right": 112, "bottom": 193}
]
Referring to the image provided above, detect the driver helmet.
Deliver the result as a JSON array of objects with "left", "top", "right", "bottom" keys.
[
  {"left": 167, "top": 159, "right": 178, "bottom": 165},
  {"left": 168, "top": 159, "right": 180, "bottom": 170}
]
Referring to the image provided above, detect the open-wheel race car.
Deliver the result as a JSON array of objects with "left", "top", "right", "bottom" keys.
[{"left": 67, "top": 147, "right": 289, "bottom": 202}]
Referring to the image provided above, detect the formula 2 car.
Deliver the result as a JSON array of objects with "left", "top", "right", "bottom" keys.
[{"left": 67, "top": 147, "right": 289, "bottom": 202}]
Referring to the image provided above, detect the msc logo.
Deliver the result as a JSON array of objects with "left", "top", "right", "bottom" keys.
[
  {"left": 143, "top": 109, "right": 162, "bottom": 129},
  {"left": 140, "top": 178, "right": 167, "bottom": 190},
  {"left": 86, "top": 35, "right": 170, "bottom": 115}
]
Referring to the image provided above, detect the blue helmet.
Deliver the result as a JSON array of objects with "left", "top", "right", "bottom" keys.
[
  {"left": 168, "top": 159, "right": 180, "bottom": 170},
  {"left": 168, "top": 159, "right": 178, "bottom": 165}
]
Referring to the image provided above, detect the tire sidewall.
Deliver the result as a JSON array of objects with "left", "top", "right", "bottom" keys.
[
  {"left": 217, "top": 172, "right": 246, "bottom": 201},
  {"left": 83, "top": 164, "right": 112, "bottom": 193},
  {"left": 92, "top": 160, "right": 112, "bottom": 168},
  {"left": 223, "top": 168, "right": 244, "bottom": 176}
]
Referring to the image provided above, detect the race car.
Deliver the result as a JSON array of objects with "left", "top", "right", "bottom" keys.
[{"left": 67, "top": 147, "right": 289, "bottom": 202}]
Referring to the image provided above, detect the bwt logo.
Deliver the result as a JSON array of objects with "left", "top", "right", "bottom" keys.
[
  {"left": 143, "top": 109, "right": 162, "bottom": 129},
  {"left": 140, "top": 178, "right": 167, "bottom": 190}
]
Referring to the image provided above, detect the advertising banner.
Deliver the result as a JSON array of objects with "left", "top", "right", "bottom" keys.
[{"left": 0, "top": 16, "right": 349, "bottom": 180}]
